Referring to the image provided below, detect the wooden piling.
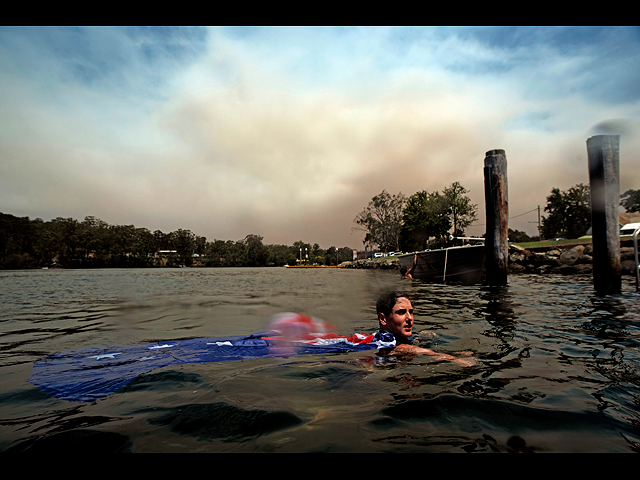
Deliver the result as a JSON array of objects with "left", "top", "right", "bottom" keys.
[
  {"left": 587, "top": 135, "right": 621, "bottom": 295},
  {"left": 484, "top": 149, "right": 509, "bottom": 285}
]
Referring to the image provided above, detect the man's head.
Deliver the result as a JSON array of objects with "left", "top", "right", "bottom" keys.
[{"left": 376, "top": 291, "right": 414, "bottom": 339}]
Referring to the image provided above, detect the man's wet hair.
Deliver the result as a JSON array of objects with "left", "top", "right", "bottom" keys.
[{"left": 376, "top": 291, "right": 411, "bottom": 316}]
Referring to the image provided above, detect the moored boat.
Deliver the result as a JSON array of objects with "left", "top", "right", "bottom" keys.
[{"left": 398, "top": 245, "right": 485, "bottom": 284}]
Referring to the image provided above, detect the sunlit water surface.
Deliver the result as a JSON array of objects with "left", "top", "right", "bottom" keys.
[{"left": 1, "top": 267, "right": 639, "bottom": 452}]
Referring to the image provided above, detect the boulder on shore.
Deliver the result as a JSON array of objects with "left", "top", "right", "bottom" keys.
[
  {"left": 509, "top": 243, "right": 637, "bottom": 276},
  {"left": 342, "top": 244, "right": 637, "bottom": 277},
  {"left": 346, "top": 258, "right": 399, "bottom": 270}
]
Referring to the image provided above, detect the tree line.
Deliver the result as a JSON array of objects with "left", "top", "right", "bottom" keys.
[
  {"left": 3, "top": 185, "right": 637, "bottom": 270},
  {"left": 0, "top": 213, "right": 354, "bottom": 270},
  {"left": 539, "top": 186, "right": 640, "bottom": 240},
  {"left": 353, "top": 183, "right": 640, "bottom": 251},
  {"left": 353, "top": 182, "right": 480, "bottom": 252}
]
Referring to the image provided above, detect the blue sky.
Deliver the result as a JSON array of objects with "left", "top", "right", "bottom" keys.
[{"left": 1, "top": 26, "right": 639, "bottom": 247}]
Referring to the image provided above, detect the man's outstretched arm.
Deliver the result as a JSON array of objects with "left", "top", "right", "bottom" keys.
[{"left": 389, "top": 343, "right": 476, "bottom": 367}]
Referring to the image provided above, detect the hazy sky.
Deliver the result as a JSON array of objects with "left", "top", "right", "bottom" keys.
[{"left": 1, "top": 26, "right": 639, "bottom": 248}]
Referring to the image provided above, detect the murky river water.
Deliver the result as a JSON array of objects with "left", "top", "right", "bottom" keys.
[{"left": 1, "top": 267, "right": 639, "bottom": 452}]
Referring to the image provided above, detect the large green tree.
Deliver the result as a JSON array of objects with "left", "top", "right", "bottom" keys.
[
  {"left": 540, "top": 183, "right": 591, "bottom": 240},
  {"left": 172, "top": 229, "right": 196, "bottom": 266},
  {"left": 399, "top": 190, "right": 451, "bottom": 251},
  {"left": 621, "top": 189, "right": 640, "bottom": 213},
  {"left": 243, "top": 234, "right": 269, "bottom": 267},
  {"left": 399, "top": 182, "right": 478, "bottom": 251},
  {"left": 78, "top": 216, "right": 110, "bottom": 264},
  {"left": 265, "top": 244, "right": 294, "bottom": 266},
  {"left": 48, "top": 217, "right": 81, "bottom": 267},
  {"left": 508, "top": 228, "right": 531, "bottom": 243},
  {"left": 0, "top": 212, "right": 40, "bottom": 268},
  {"left": 353, "top": 190, "right": 406, "bottom": 251},
  {"left": 443, "top": 182, "right": 479, "bottom": 237}
]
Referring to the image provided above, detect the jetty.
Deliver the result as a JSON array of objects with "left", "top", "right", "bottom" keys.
[{"left": 341, "top": 239, "right": 638, "bottom": 278}]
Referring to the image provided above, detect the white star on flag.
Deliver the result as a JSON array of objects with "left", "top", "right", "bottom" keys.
[{"left": 89, "top": 353, "right": 122, "bottom": 360}]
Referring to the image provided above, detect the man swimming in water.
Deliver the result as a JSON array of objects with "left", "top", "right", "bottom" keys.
[
  {"left": 399, "top": 253, "right": 417, "bottom": 279},
  {"left": 376, "top": 291, "right": 475, "bottom": 367}
]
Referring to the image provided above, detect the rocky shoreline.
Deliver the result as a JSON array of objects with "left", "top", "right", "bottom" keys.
[
  {"left": 344, "top": 257, "right": 401, "bottom": 270},
  {"left": 508, "top": 244, "right": 637, "bottom": 276},
  {"left": 343, "top": 244, "right": 639, "bottom": 276}
]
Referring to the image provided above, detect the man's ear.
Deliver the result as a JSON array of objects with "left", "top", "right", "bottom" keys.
[{"left": 378, "top": 312, "right": 387, "bottom": 327}]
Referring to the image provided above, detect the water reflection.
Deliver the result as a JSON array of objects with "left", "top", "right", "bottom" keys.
[
  {"left": 475, "top": 285, "right": 519, "bottom": 364},
  {"left": 5, "top": 428, "right": 132, "bottom": 453},
  {"left": 1, "top": 268, "right": 639, "bottom": 452},
  {"left": 146, "top": 402, "right": 303, "bottom": 441}
]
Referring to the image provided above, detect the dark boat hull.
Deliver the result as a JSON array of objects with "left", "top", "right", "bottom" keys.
[{"left": 398, "top": 245, "right": 485, "bottom": 284}]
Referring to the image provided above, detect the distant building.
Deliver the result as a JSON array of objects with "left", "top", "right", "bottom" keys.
[{"left": 156, "top": 250, "right": 177, "bottom": 256}]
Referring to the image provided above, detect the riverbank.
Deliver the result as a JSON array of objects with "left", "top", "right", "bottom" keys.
[
  {"left": 508, "top": 243, "right": 638, "bottom": 276},
  {"left": 342, "top": 243, "right": 639, "bottom": 276}
]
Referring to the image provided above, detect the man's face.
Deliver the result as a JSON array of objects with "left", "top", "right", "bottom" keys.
[{"left": 379, "top": 297, "right": 414, "bottom": 338}]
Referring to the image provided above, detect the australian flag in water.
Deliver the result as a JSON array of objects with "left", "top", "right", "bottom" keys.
[{"left": 28, "top": 330, "right": 397, "bottom": 402}]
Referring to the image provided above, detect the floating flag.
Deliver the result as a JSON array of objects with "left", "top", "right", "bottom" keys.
[{"left": 29, "top": 313, "right": 396, "bottom": 402}]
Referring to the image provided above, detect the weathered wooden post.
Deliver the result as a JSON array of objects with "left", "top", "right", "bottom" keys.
[
  {"left": 484, "top": 149, "right": 509, "bottom": 285},
  {"left": 587, "top": 135, "right": 621, "bottom": 295}
]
